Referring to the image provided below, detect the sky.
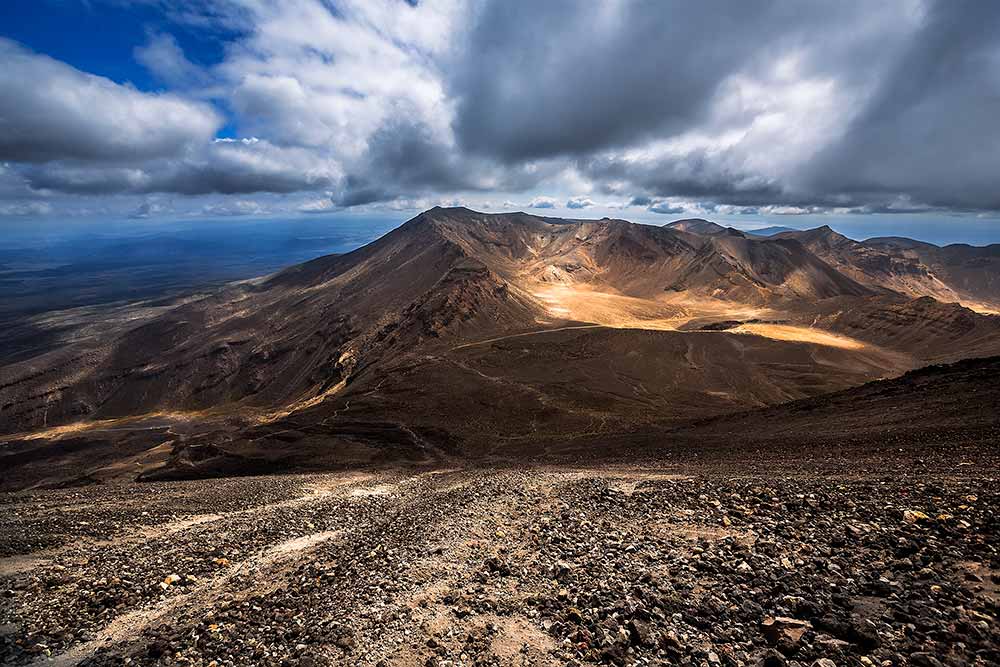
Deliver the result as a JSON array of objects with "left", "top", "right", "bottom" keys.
[{"left": 1, "top": 0, "right": 1000, "bottom": 244}]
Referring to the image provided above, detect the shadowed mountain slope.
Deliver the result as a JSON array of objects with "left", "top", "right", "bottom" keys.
[{"left": 663, "top": 354, "right": 1000, "bottom": 457}]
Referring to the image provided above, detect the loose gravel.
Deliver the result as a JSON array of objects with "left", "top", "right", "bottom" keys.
[{"left": 0, "top": 467, "right": 996, "bottom": 667}]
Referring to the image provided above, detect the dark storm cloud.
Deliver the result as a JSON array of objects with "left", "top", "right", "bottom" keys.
[
  {"left": 346, "top": 120, "right": 473, "bottom": 197},
  {"left": 448, "top": 0, "right": 1000, "bottom": 214},
  {"left": 453, "top": 1, "right": 750, "bottom": 161},
  {"left": 25, "top": 163, "right": 327, "bottom": 196},
  {"left": 803, "top": 1, "right": 1000, "bottom": 212},
  {"left": 648, "top": 202, "right": 685, "bottom": 215},
  {"left": 334, "top": 120, "right": 479, "bottom": 206},
  {"left": 451, "top": 1, "right": 865, "bottom": 162},
  {"left": 582, "top": 152, "right": 785, "bottom": 206},
  {"left": 335, "top": 118, "right": 556, "bottom": 207}
]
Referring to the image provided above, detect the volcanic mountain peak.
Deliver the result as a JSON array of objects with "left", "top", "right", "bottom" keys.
[
  {"left": 772, "top": 224, "right": 852, "bottom": 247},
  {"left": 665, "top": 218, "right": 730, "bottom": 235}
]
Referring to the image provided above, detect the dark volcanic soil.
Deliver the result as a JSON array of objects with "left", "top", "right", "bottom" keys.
[{"left": 1, "top": 461, "right": 996, "bottom": 667}]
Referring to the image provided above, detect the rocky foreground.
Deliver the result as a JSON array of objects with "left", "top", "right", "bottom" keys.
[{"left": 0, "top": 465, "right": 997, "bottom": 667}]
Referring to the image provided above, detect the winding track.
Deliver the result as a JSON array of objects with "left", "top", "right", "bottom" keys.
[{"left": 450, "top": 324, "right": 606, "bottom": 350}]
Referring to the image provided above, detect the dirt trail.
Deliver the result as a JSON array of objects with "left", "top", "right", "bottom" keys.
[
  {"left": 451, "top": 324, "right": 605, "bottom": 350},
  {"left": 37, "top": 525, "right": 348, "bottom": 667},
  {"left": 10, "top": 472, "right": 413, "bottom": 665}
]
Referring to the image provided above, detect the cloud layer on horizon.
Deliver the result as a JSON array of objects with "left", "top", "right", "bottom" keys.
[{"left": 1, "top": 0, "right": 999, "bottom": 220}]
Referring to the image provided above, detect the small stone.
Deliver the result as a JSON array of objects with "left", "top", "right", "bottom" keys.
[
  {"left": 756, "top": 649, "right": 787, "bottom": 667},
  {"left": 628, "top": 619, "right": 654, "bottom": 648},
  {"left": 761, "top": 616, "right": 812, "bottom": 647},
  {"left": 909, "top": 653, "right": 944, "bottom": 667}
]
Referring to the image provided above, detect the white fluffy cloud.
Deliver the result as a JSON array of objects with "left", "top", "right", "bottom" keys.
[
  {"left": 529, "top": 196, "right": 557, "bottom": 209},
  {"left": 0, "top": 39, "right": 222, "bottom": 163}
]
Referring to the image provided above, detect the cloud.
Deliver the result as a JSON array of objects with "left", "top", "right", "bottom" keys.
[
  {"left": 450, "top": 1, "right": 897, "bottom": 163},
  {"left": 134, "top": 32, "right": 211, "bottom": 88},
  {"left": 334, "top": 116, "right": 556, "bottom": 207},
  {"left": 0, "top": 39, "right": 222, "bottom": 163},
  {"left": 0, "top": 201, "right": 53, "bottom": 216},
  {"left": 583, "top": 150, "right": 784, "bottom": 207},
  {"left": 648, "top": 201, "right": 686, "bottom": 215},
  {"left": 453, "top": 1, "right": 754, "bottom": 161},
  {"left": 202, "top": 199, "right": 266, "bottom": 216},
  {"left": 23, "top": 139, "right": 338, "bottom": 195},
  {"left": 529, "top": 196, "right": 557, "bottom": 209},
  {"left": 129, "top": 199, "right": 171, "bottom": 219},
  {"left": 802, "top": 1, "right": 1000, "bottom": 212},
  {"left": 298, "top": 198, "right": 337, "bottom": 214},
  {"left": 566, "top": 196, "right": 593, "bottom": 209},
  {"left": 333, "top": 118, "right": 473, "bottom": 206}
]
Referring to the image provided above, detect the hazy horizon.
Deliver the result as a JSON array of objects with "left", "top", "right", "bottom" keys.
[{"left": 3, "top": 209, "right": 1000, "bottom": 250}]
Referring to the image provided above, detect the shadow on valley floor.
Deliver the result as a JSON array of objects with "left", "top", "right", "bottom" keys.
[{"left": 2, "top": 355, "right": 997, "bottom": 492}]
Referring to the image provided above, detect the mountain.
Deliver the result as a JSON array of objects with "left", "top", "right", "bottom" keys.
[
  {"left": 772, "top": 226, "right": 1000, "bottom": 311},
  {"left": 865, "top": 237, "right": 1000, "bottom": 311},
  {"left": 672, "top": 220, "right": 1000, "bottom": 312},
  {"left": 1, "top": 207, "right": 998, "bottom": 489}
]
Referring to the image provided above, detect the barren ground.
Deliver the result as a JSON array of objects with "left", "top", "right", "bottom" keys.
[{"left": 1, "top": 462, "right": 996, "bottom": 667}]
